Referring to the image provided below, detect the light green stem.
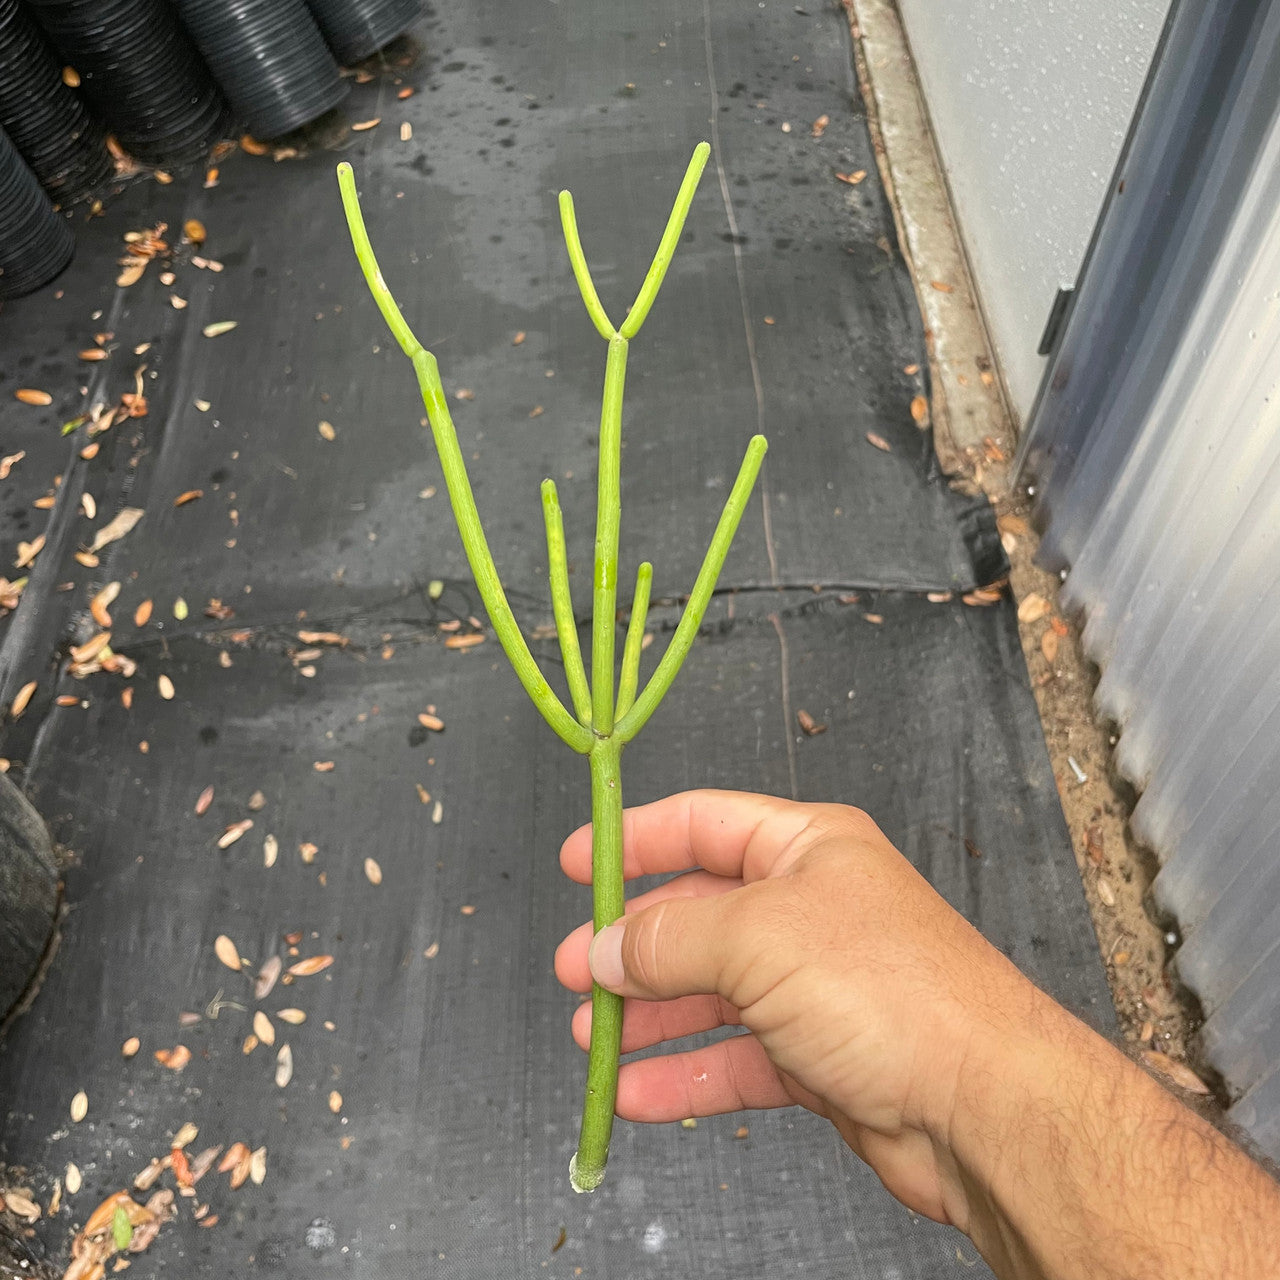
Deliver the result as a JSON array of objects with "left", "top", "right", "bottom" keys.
[
  {"left": 616, "top": 434, "right": 768, "bottom": 744},
  {"left": 559, "top": 191, "right": 617, "bottom": 342},
  {"left": 590, "top": 338, "right": 628, "bottom": 736},
  {"left": 620, "top": 142, "right": 710, "bottom": 339},
  {"left": 570, "top": 738, "right": 625, "bottom": 1192},
  {"left": 337, "top": 162, "right": 592, "bottom": 754},
  {"left": 615, "top": 562, "right": 652, "bottom": 720},
  {"left": 541, "top": 480, "right": 592, "bottom": 726}
]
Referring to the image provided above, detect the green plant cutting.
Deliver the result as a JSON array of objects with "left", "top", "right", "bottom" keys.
[{"left": 337, "top": 143, "right": 766, "bottom": 1192}]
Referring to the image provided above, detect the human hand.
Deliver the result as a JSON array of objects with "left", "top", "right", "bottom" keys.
[{"left": 554, "top": 789, "right": 1042, "bottom": 1229}]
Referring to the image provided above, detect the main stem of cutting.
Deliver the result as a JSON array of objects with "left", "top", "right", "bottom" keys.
[{"left": 336, "top": 143, "right": 766, "bottom": 1194}]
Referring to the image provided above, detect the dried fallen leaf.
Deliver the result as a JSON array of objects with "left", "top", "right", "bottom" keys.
[
  {"left": 834, "top": 169, "right": 866, "bottom": 185},
  {"left": 172, "top": 1121, "right": 198, "bottom": 1150},
  {"left": 91, "top": 507, "right": 144, "bottom": 553},
  {"left": 328, "top": 1090, "right": 343, "bottom": 1114},
  {"left": 417, "top": 712, "right": 445, "bottom": 731},
  {"left": 15, "top": 534, "right": 44, "bottom": 568},
  {"left": 90, "top": 581, "right": 120, "bottom": 627},
  {"left": 351, "top": 118, "right": 381, "bottom": 131},
  {"left": 131, "top": 598, "right": 152, "bottom": 627},
  {"left": 155, "top": 1045, "right": 191, "bottom": 1071},
  {"left": 317, "top": 420, "right": 336, "bottom": 441},
  {"left": 276, "top": 1008, "right": 305, "bottom": 1025},
  {"left": 297, "top": 630, "right": 348, "bottom": 646},
  {"left": 1041, "top": 630, "right": 1060, "bottom": 663},
  {"left": 811, "top": 113, "right": 829, "bottom": 137},
  {"left": 122, "top": 1036, "right": 140, "bottom": 1057},
  {"left": 183, "top": 219, "right": 207, "bottom": 245},
  {"left": 444, "top": 633, "right": 485, "bottom": 650},
  {"left": 9, "top": 680, "right": 37, "bottom": 720},
  {"left": 0, "top": 450, "right": 24, "bottom": 479},
  {"left": 66, "top": 1162, "right": 82, "bottom": 1194},
  {"left": 202, "top": 321, "right": 237, "bottom": 338},
  {"left": 275, "top": 1044, "right": 293, "bottom": 1088},
  {"left": 79, "top": 347, "right": 109, "bottom": 362},
  {"left": 252, "top": 1010, "right": 275, "bottom": 1046},
  {"left": 930, "top": 280, "right": 954, "bottom": 293},
  {"left": 157, "top": 673, "right": 175, "bottom": 701},
  {"left": 364, "top": 857, "right": 382, "bottom": 885},
  {"left": 1084, "top": 824, "right": 1104, "bottom": 866},
  {"left": 217, "top": 1143, "right": 247, "bottom": 1175},
  {"left": 218, "top": 818, "right": 252, "bottom": 848},
  {"left": 254, "top": 955, "right": 282, "bottom": 1000},
  {"left": 298, "top": 841, "right": 318, "bottom": 864},
  {"left": 424, "top": 942, "right": 439, "bottom": 959},
  {"left": 263, "top": 834, "right": 279, "bottom": 868},
  {"left": 313, "top": 760, "right": 335, "bottom": 772},
  {"left": 240, "top": 134, "right": 269, "bottom": 154},
  {"left": 173, "top": 489, "right": 203, "bottom": 507},
  {"left": 288, "top": 954, "right": 333, "bottom": 977},
  {"left": 249, "top": 1147, "right": 267, "bottom": 1186},
  {"left": 194, "top": 785, "right": 214, "bottom": 816},
  {"left": 4, "top": 1190, "right": 40, "bottom": 1223},
  {"left": 1142, "top": 1050, "right": 1210, "bottom": 1095},
  {"left": 188, "top": 1146, "right": 222, "bottom": 1184},
  {"left": 1016, "top": 592, "right": 1050, "bottom": 624},
  {"left": 242, "top": 1033, "right": 258, "bottom": 1055},
  {"left": 865, "top": 432, "right": 892, "bottom": 452},
  {"left": 796, "top": 709, "right": 827, "bottom": 736},
  {"left": 15, "top": 387, "right": 52, "bottom": 406},
  {"left": 117, "top": 259, "right": 147, "bottom": 287},
  {"left": 909, "top": 395, "right": 928, "bottom": 425},
  {"left": 214, "top": 934, "right": 242, "bottom": 971},
  {"left": 70, "top": 1090, "right": 88, "bottom": 1122}
]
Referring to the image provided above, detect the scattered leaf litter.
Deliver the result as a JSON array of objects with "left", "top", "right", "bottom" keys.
[
  {"left": 274, "top": 1045, "right": 293, "bottom": 1088},
  {"left": 70, "top": 1091, "right": 88, "bottom": 1122}
]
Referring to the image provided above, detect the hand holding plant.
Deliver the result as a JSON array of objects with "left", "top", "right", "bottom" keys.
[{"left": 337, "top": 143, "right": 766, "bottom": 1191}]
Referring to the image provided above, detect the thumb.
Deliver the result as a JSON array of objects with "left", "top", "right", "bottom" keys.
[{"left": 588, "top": 896, "right": 736, "bottom": 1000}]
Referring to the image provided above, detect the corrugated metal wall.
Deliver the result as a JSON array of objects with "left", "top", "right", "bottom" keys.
[{"left": 1017, "top": 0, "right": 1280, "bottom": 1159}]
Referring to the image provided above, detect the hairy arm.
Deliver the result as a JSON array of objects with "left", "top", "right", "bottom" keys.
[{"left": 952, "top": 993, "right": 1280, "bottom": 1278}]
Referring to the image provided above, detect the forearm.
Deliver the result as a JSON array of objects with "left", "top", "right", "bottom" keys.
[{"left": 950, "top": 989, "right": 1280, "bottom": 1279}]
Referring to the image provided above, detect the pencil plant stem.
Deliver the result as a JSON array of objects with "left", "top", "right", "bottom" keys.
[
  {"left": 615, "top": 561, "right": 652, "bottom": 720},
  {"left": 591, "top": 337, "right": 629, "bottom": 736},
  {"left": 617, "top": 433, "right": 768, "bottom": 744},
  {"left": 410, "top": 355, "right": 595, "bottom": 754},
  {"left": 571, "top": 736, "right": 625, "bottom": 1192},
  {"left": 541, "top": 480, "right": 592, "bottom": 726}
]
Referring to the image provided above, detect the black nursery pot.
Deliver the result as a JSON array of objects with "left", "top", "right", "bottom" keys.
[
  {"left": 25, "top": 0, "right": 229, "bottom": 166},
  {"left": 174, "top": 0, "right": 348, "bottom": 140},
  {"left": 0, "top": 0, "right": 111, "bottom": 202},
  {"left": 0, "top": 125, "right": 74, "bottom": 299},
  {"left": 304, "top": 0, "right": 422, "bottom": 65}
]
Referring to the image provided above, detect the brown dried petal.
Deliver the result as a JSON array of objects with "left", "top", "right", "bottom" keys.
[
  {"left": 287, "top": 955, "right": 333, "bottom": 977},
  {"left": 254, "top": 955, "right": 282, "bottom": 1000},
  {"left": 274, "top": 1044, "right": 293, "bottom": 1088},
  {"left": 214, "top": 934, "right": 241, "bottom": 970}
]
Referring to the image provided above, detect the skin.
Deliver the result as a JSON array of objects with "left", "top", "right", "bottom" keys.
[{"left": 555, "top": 789, "right": 1280, "bottom": 1279}]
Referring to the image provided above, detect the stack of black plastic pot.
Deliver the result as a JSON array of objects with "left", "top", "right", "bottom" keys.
[
  {"left": 0, "top": 125, "right": 74, "bottom": 299},
  {"left": 173, "top": 0, "right": 348, "bottom": 141},
  {"left": 305, "top": 0, "right": 421, "bottom": 65},
  {"left": 24, "top": 0, "right": 228, "bottom": 166},
  {"left": 0, "top": 0, "right": 111, "bottom": 203}
]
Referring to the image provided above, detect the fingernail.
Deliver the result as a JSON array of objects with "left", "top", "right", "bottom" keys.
[{"left": 589, "top": 923, "right": 626, "bottom": 991}]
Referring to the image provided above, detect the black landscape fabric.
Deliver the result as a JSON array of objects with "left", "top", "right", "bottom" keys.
[{"left": 0, "top": 3, "right": 1109, "bottom": 1277}]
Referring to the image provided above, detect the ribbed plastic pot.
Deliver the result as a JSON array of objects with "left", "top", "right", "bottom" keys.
[
  {"left": 0, "top": 125, "right": 74, "bottom": 299},
  {"left": 174, "top": 0, "right": 348, "bottom": 139},
  {"left": 0, "top": 0, "right": 111, "bottom": 202},
  {"left": 304, "top": 0, "right": 421, "bottom": 65},
  {"left": 25, "top": 0, "right": 229, "bottom": 166}
]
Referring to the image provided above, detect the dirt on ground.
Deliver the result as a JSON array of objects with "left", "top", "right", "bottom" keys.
[{"left": 993, "top": 483, "right": 1213, "bottom": 1086}]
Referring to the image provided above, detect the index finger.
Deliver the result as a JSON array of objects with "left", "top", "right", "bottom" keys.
[{"left": 558, "top": 788, "right": 821, "bottom": 886}]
